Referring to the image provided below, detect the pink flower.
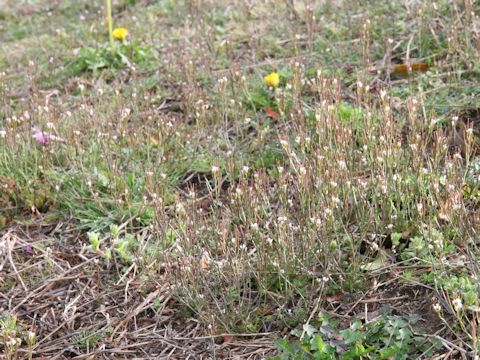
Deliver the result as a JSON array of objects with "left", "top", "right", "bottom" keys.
[
  {"left": 22, "top": 245, "right": 33, "bottom": 253},
  {"left": 34, "top": 130, "right": 50, "bottom": 145}
]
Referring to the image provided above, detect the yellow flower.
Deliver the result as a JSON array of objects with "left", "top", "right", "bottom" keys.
[
  {"left": 263, "top": 72, "right": 280, "bottom": 88},
  {"left": 112, "top": 28, "right": 128, "bottom": 41}
]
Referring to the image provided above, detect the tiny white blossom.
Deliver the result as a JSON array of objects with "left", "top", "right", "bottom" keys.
[
  {"left": 452, "top": 297, "right": 463, "bottom": 312},
  {"left": 337, "top": 160, "right": 347, "bottom": 169},
  {"left": 27, "top": 331, "right": 36, "bottom": 342},
  {"left": 6, "top": 338, "right": 17, "bottom": 347}
]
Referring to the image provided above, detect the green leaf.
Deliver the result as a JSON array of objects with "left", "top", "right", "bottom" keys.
[
  {"left": 303, "top": 323, "right": 317, "bottom": 337},
  {"left": 361, "top": 253, "right": 389, "bottom": 271},
  {"left": 391, "top": 232, "right": 402, "bottom": 246},
  {"left": 340, "top": 328, "right": 363, "bottom": 345},
  {"left": 276, "top": 339, "right": 295, "bottom": 354}
]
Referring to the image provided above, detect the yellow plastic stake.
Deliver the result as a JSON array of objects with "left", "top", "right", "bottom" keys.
[{"left": 105, "top": 0, "right": 114, "bottom": 51}]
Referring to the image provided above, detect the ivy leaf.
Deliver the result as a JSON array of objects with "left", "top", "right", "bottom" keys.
[{"left": 303, "top": 323, "right": 317, "bottom": 337}]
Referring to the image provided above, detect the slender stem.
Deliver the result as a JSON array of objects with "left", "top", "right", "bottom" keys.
[{"left": 105, "top": 0, "right": 114, "bottom": 52}]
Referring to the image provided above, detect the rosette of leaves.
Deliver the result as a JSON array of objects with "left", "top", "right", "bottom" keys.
[{"left": 70, "top": 40, "right": 153, "bottom": 75}]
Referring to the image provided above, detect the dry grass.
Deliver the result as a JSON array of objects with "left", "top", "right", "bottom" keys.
[{"left": 1, "top": 0, "right": 480, "bottom": 358}]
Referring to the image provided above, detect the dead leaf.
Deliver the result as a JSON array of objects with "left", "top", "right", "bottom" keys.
[
  {"left": 223, "top": 335, "right": 233, "bottom": 343},
  {"left": 149, "top": 136, "right": 159, "bottom": 146},
  {"left": 392, "top": 63, "right": 430, "bottom": 74},
  {"left": 200, "top": 250, "right": 211, "bottom": 270},
  {"left": 264, "top": 107, "right": 280, "bottom": 120},
  {"left": 401, "top": 227, "right": 413, "bottom": 238},
  {"left": 256, "top": 307, "right": 273, "bottom": 315},
  {"left": 326, "top": 294, "right": 343, "bottom": 303}
]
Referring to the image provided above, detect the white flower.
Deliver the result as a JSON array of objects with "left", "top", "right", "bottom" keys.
[
  {"left": 452, "top": 297, "right": 463, "bottom": 312},
  {"left": 121, "top": 108, "right": 131, "bottom": 119},
  {"left": 176, "top": 202, "right": 186, "bottom": 214},
  {"left": 27, "top": 331, "right": 36, "bottom": 343},
  {"left": 6, "top": 338, "right": 17, "bottom": 347},
  {"left": 0, "top": 129, "right": 6, "bottom": 137}
]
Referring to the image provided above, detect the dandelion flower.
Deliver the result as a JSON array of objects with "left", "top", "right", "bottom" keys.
[
  {"left": 263, "top": 72, "right": 280, "bottom": 88},
  {"left": 112, "top": 28, "right": 128, "bottom": 41}
]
